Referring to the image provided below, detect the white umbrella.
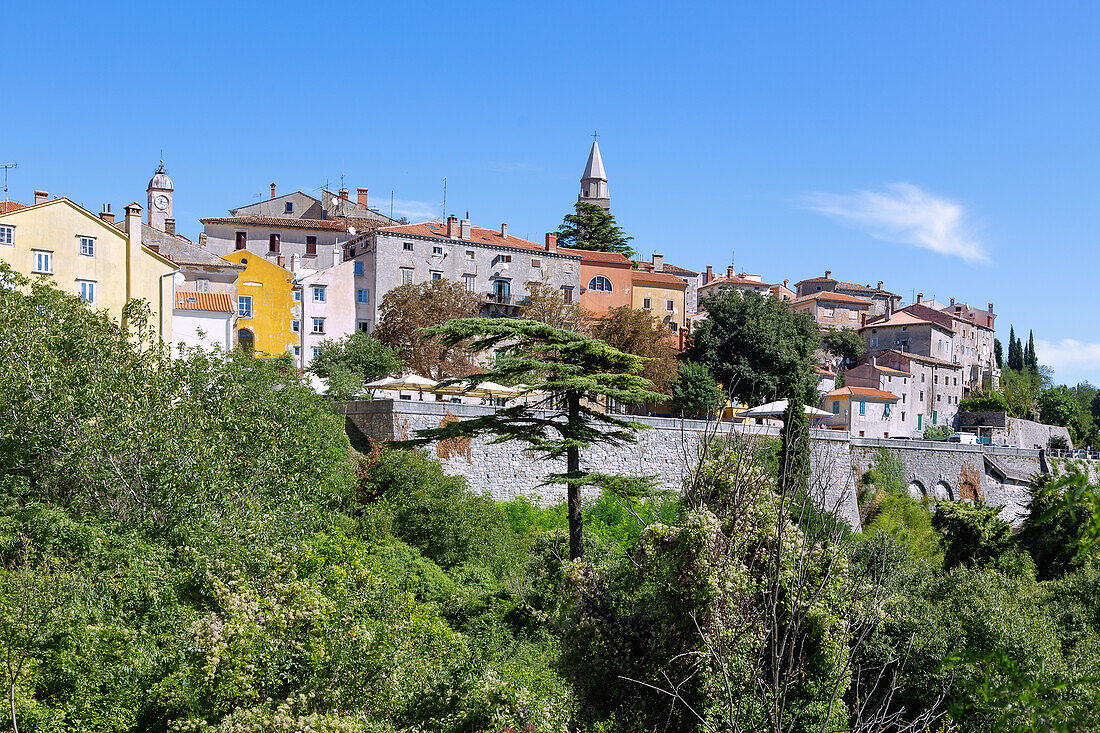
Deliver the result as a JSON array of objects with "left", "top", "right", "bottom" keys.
[
  {"left": 436, "top": 379, "right": 518, "bottom": 400},
  {"left": 363, "top": 376, "right": 398, "bottom": 389},
  {"left": 386, "top": 374, "right": 439, "bottom": 391}
]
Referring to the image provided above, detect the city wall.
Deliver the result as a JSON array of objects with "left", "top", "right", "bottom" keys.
[{"left": 341, "top": 400, "right": 1047, "bottom": 528}]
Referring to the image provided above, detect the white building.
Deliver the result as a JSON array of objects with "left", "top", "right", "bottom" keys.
[{"left": 173, "top": 291, "right": 235, "bottom": 352}]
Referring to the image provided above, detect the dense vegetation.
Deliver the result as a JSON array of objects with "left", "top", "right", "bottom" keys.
[{"left": 5, "top": 272, "right": 1100, "bottom": 732}]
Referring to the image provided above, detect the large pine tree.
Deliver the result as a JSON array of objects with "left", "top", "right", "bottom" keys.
[{"left": 556, "top": 202, "right": 635, "bottom": 257}]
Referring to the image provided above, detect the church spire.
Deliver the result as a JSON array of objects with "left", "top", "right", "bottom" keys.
[{"left": 578, "top": 139, "right": 610, "bottom": 212}]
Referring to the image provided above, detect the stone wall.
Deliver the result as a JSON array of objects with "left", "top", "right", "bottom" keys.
[{"left": 341, "top": 401, "right": 1043, "bottom": 529}]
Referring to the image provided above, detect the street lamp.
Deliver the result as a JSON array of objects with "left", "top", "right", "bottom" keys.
[{"left": 159, "top": 270, "right": 186, "bottom": 341}]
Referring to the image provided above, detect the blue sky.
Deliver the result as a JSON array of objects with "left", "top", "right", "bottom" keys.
[{"left": 3, "top": 2, "right": 1099, "bottom": 383}]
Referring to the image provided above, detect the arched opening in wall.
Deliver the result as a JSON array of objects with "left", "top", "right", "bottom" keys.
[
  {"left": 933, "top": 481, "right": 953, "bottom": 501},
  {"left": 237, "top": 328, "right": 255, "bottom": 354},
  {"left": 907, "top": 480, "right": 926, "bottom": 499}
]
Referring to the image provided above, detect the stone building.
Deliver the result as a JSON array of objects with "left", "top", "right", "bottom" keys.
[
  {"left": 887, "top": 296, "right": 998, "bottom": 395},
  {"left": 820, "top": 386, "right": 905, "bottom": 438},
  {"left": 697, "top": 267, "right": 773, "bottom": 301},
  {"left": 843, "top": 360, "right": 919, "bottom": 436},
  {"left": 873, "top": 350, "right": 963, "bottom": 432},
  {"left": 790, "top": 291, "right": 872, "bottom": 330},
  {"left": 795, "top": 270, "right": 902, "bottom": 317},
  {"left": 634, "top": 254, "right": 702, "bottom": 314},
  {"left": 861, "top": 310, "right": 957, "bottom": 364},
  {"left": 297, "top": 258, "right": 361, "bottom": 366},
  {"left": 630, "top": 268, "right": 687, "bottom": 334}
]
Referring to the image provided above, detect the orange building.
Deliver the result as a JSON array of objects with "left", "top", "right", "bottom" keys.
[{"left": 559, "top": 247, "right": 633, "bottom": 315}]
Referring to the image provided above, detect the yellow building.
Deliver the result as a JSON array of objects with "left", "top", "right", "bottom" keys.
[
  {"left": 221, "top": 250, "right": 298, "bottom": 357},
  {"left": 630, "top": 269, "right": 687, "bottom": 333},
  {"left": 0, "top": 195, "right": 178, "bottom": 338}
]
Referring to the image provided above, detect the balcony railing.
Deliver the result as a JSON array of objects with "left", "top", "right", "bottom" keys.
[{"left": 482, "top": 292, "right": 515, "bottom": 305}]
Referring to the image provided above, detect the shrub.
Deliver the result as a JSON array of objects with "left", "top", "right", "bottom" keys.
[
  {"left": 960, "top": 391, "right": 1010, "bottom": 413},
  {"left": 932, "top": 501, "right": 1012, "bottom": 570}
]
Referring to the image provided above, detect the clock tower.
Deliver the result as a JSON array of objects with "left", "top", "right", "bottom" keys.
[{"left": 146, "top": 160, "right": 173, "bottom": 232}]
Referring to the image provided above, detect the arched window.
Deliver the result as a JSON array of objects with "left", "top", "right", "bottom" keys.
[
  {"left": 588, "top": 275, "right": 613, "bottom": 292},
  {"left": 237, "top": 328, "right": 255, "bottom": 354}
]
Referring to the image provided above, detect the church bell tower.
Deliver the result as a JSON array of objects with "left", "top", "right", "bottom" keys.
[
  {"left": 146, "top": 161, "right": 174, "bottom": 232},
  {"left": 578, "top": 140, "right": 610, "bottom": 213}
]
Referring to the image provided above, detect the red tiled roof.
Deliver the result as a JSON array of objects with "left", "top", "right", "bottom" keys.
[
  {"left": 699, "top": 274, "right": 771, "bottom": 290},
  {"left": 200, "top": 215, "right": 389, "bottom": 232},
  {"left": 636, "top": 261, "right": 698, "bottom": 276},
  {"left": 0, "top": 201, "right": 26, "bottom": 214},
  {"left": 793, "top": 291, "right": 872, "bottom": 306},
  {"left": 557, "top": 246, "right": 632, "bottom": 264},
  {"left": 380, "top": 221, "right": 585, "bottom": 258},
  {"left": 875, "top": 365, "right": 911, "bottom": 376},
  {"left": 817, "top": 367, "right": 837, "bottom": 376},
  {"left": 879, "top": 349, "right": 962, "bottom": 369},
  {"left": 862, "top": 311, "right": 947, "bottom": 330},
  {"left": 631, "top": 270, "right": 687, "bottom": 287},
  {"left": 175, "top": 291, "right": 235, "bottom": 313},
  {"left": 824, "top": 386, "right": 899, "bottom": 401}
]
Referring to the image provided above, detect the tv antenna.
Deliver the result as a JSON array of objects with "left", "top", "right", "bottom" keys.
[
  {"left": 1, "top": 163, "right": 16, "bottom": 202},
  {"left": 442, "top": 178, "right": 447, "bottom": 220}
]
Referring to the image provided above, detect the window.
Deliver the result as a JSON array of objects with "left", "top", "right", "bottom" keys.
[
  {"left": 859, "top": 401, "right": 866, "bottom": 416},
  {"left": 871, "top": 337, "right": 878, "bottom": 347},
  {"left": 937, "top": 339, "right": 943, "bottom": 351},
  {"left": 293, "top": 346, "right": 301, "bottom": 356},
  {"left": 832, "top": 401, "right": 840, "bottom": 414},
  {"left": 293, "top": 289, "right": 301, "bottom": 302},
  {"left": 292, "top": 319, "right": 300, "bottom": 333},
  {"left": 465, "top": 250, "right": 474, "bottom": 259},
  {"left": 666, "top": 299, "right": 674, "bottom": 311},
  {"left": 497, "top": 255, "right": 512, "bottom": 264},
  {"left": 77, "top": 279, "right": 96, "bottom": 305},
  {"left": 933, "top": 410, "right": 938, "bottom": 425},
  {"left": 849, "top": 310, "right": 858, "bottom": 320},
  {"left": 588, "top": 275, "right": 613, "bottom": 292},
  {"left": 311, "top": 285, "right": 326, "bottom": 303},
  {"left": 920, "top": 390, "right": 924, "bottom": 401},
  {"left": 357, "top": 289, "right": 369, "bottom": 303},
  {"left": 562, "top": 286, "right": 574, "bottom": 303},
  {"left": 430, "top": 271, "right": 443, "bottom": 281},
  {"left": 311, "top": 317, "right": 325, "bottom": 334},
  {"left": 401, "top": 268, "right": 414, "bottom": 285},
  {"left": 357, "top": 321, "right": 370, "bottom": 333},
  {"left": 464, "top": 274, "right": 476, "bottom": 292},
  {"left": 565, "top": 263, "right": 574, "bottom": 273},
  {"left": 668, "top": 322, "right": 677, "bottom": 331},
  {"left": 78, "top": 236, "right": 95, "bottom": 257},
  {"left": 432, "top": 246, "right": 443, "bottom": 255},
  {"left": 235, "top": 231, "right": 247, "bottom": 250},
  {"left": 937, "top": 394, "right": 941, "bottom": 402},
  {"left": 237, "top": 295, "right": 253, "bottom": 318},
  {"left": 643, "top": 297, "right": 651, "bottom": 309},
  {"left": 268, "top": 233, "right": 280, "bottom": 253},
  {"left": 353, "top": 261, "right": 363, "bottom": 275},
  {"left": 934, "top": 374, "right": 939, "bottom": 384},
  {"left": 918, "top": 414, "right": 923, "bottom": 430},
  {"left": 32, "top": 250, "right": 52, "bottom": 274},
  {"left": 953, "top": 377, "right": 958, "bottom": 386},
  {"left": 824, "top": 307, "right": 835, "bottom": 318},
  {"left": 0, "top": 225, "right": 12, "bottom": 245},
  {"left": 312, "top": 347, "right": 321, "bottom": 359},
  {"left": 531, "top": 258, "right": 542, "bottom": 268},
  {"left": 403, "top": 242, "right": 414, "bottom": 251},
  {"left": 902, "top": 393, "right": 906, "bottom": 404},
  {"left": 921, "top": 373, "right": 926, "bottom": 382},
  {"left": 285, "top": 201, "right": 294, "bottom": 213},
  {"left": 306, "top": 235, "right": 317, "bottom": 256},
  {"left": 883, "top": 403, "right": 891, "bottom": 417}
]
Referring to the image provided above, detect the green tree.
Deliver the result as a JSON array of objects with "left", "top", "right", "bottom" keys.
[
  {"left": 960, "top": 390, "right": 1011, "bottom": 413},
  {"left": 1026, "top": 330, "right": 1038, "bottom": 371},
  {"left": 686, "top": 289, "right": 820, "bottom": 406},
  {"left": 932, "top": 502, "right": 1013, "bottom": 570},
  {"left": 589, "top": 305, "right": 679, "bottom": 396},
  {"left": 556, "top": 202, "right": 634, "bottom": 257},
  {"left": 820, "top": 327, "right": 867, "bottom": 368},
  {"left": 309, "top": 331, "right": 403, "bottom": 399},
  {"left": 1038, "top": 386, "right": 1081, "bottom": 430},
  {"left": 373, "top": 279, "right": 480, "bottom": 379},
  {"left": 994, "top": 338, "right": 1003, "bottom": 369},
  {"left": 671, "top": 361, "right": 725, "bottom": 418},
  {"left": 1008, "top": 326, "right": 1022, "bottom": 371},
  {"left": 400, "top": 319, "right": 662, "bottom": 560}
]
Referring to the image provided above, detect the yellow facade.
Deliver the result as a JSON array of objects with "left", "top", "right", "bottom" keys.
[
  {"left": 0, "top": 198, "right": 177, "bottom": 339},
  {"left": 630, "top": 273, "right": 687, "bottom": 332},
  {"left": 221, "top": 250, "right": 298, "bottom": 357}
]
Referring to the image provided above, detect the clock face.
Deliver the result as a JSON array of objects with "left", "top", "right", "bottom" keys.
[{"left": 154, "top": 194, "right": 169, "bottom": 210}]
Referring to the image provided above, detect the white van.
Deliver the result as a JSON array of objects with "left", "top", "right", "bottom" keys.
[{"left": 948, "top": 432, "right": 980, "bottom": 445}]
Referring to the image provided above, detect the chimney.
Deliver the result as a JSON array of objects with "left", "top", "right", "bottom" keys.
[
  {"left": 460, "top": 217, "right": 471, "bottom": 240},
  {"left": 653, "top": 253, "right": 664, "bottom": 272},
  {"left": 446, "top": 214, "right": 458, "bottom": 238},
  {"left": 270, "top": 183, "right": 277, "bottom": 199},
  {"left": 124, "top": 202, "right": 141, "bottom": 235},
  {"left": 950, "top": 297, "right": 955, "bottom": 306},
  {"left": 825, "top": 269, "right": 832, "bottom": 279},
  {"left": 34, "top": 190, "right": 48, "bottom": 205},
  {"left": 124, "top": 203, "right": 142, "bottom": 302},
  {"left": 871, "top": 356, "right": 877, "bottom": 367},
  {"left": 165, "top": 218, "right": 176, "bottom": 236},
  {"left": 544, "top": 232, "right": 557, "bottom": 251},
  {"left": 705, "top": 265, "right": 713, "bottom": 284},
  {"left": 727, "top": 265, "right": 735, "bottom": 279},
  {"left": 916, "top": 292, "right": 923, "bottom": 304},
  {"left": 338, "top": 188, "right": 349, "bottom": 200},
  {"left": 783, "top": 279, "right": 789, "bottom": 288},
  {"left": 877, "top": 280, "right": 883, "bottom": 290},
  {"left": 198, "top": 233, "right": 208, "bottom": 248},
  {"left": 988, "top": 302, "right": 994, "bottom": 313},
  {"left": 99, "top": 204, "right": 115, "bottom": 225},
  {"left": 501, "top": 223, "right": 508, "bottom": 238},
  {"left": 861, "top": 312, "right": 867, "bottom": 327},
  {"left": 277, "top": 255, "right": 286, "bottom": 269},
  {"left": 357, "top": 187, "right": 368, "bottom": 209}
]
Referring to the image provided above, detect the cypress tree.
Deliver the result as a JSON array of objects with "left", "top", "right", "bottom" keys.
[
  {"left": 1007, "top": 326, "right": 1021, "bottom": 371},
  {"left": 1027, "top": 330, "right": 1037, "bottom": 371}
]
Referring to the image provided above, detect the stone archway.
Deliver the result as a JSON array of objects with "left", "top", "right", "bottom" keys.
[
  {"left": 907, "top": 479, "right": 926, "bottom": 499},
  {"left": 933, "top": 480, "right": 954, "bottom": 501}
]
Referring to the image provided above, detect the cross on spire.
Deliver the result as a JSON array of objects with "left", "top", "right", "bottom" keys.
[{"left": 591, "top": 130, "right": 599, "bottom": 141}]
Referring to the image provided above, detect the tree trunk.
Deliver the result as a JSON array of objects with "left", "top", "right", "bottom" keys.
[
  {"left": 567, "top": 393, "right": 584, "bottom": 561},
  {"left": 10, "top": 679, "right": 18, "bottom": 733}
]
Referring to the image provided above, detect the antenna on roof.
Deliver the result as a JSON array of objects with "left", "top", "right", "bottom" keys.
[
  {"left": 442, "top": 178, "right": 447, "bottom": 220},
  {"left": 0, "top": 163, "right": 15, "bottom": 202},
  {"left": 390, "top": 190, "right": 394, "bottom": 219}
]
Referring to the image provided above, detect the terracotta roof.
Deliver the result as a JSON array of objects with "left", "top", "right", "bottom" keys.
[
  {"left": 636, "top": 261, "right": 698, "bottom": 276},
  {"left": 862, "top": 311, "right": 950, "bottom": 330},
  {"left": 875, "top": 365, "right": 911, "bottom": 376},
  {"left": 793, "top": 291, "right": 872, "bottom": 306},
  {"left": 175, "top": 291, "right": 235, "bottom": 313},
  {"left": 0, "top": 201, "right": 26, "bottom": 214},
  {"left": 941, "top": 301, "right": 995, "bottom": 328},
  {"left": 379, "top": 221, "right": 584, "bottom": 258},
  {"left": 817, "top": 367, "right": 837, "bottom": 376},
  {"left": 699, "top": 274, "right": 772, "bottom": 290},
  {"left": 824, "top": 386, "right": 899, "bottom": 401},
  {"left": 631, "top": 270, "right": 687, "bottom": 287},
  {"left": 557, "top": 245, "right": 631, "bottom": 264},
  {"left": 879, "top": 349, "right": 961, "bottom": 369},
  {"left": 895, "top": 303, "right": 954, "bottom": 330},
  {"left": 795, "top": 275, "right": 900, "bottom": 298},
  {"left": 200, "top": 215, "right": 389, "bottom": 232}
]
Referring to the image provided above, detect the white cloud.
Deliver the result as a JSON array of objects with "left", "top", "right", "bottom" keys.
[
  {"left": 804, "top": 182, "right": 989, "bottom": 263},
  {"left": 1036, "top": 339, "right": 1100, "bottom": 382}
]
